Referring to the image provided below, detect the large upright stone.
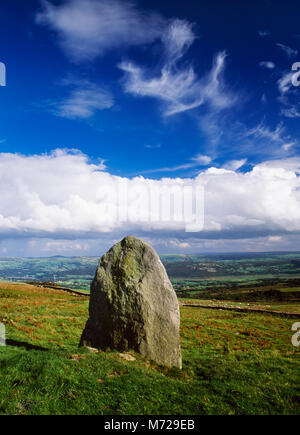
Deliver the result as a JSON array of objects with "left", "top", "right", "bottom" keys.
[{"left": 79, "top": 236, "right": 182, "bottom": 368}]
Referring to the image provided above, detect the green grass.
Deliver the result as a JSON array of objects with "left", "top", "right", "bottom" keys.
[
  {"left": 180, "top": 297, "right": 300, "bottom": 314},
  {"left": 0, "top": 282, "right": 300, "bottom": 415}
]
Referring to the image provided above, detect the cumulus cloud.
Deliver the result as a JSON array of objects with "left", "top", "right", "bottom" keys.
[
  {"left": 120, "top": 19, "right": 234, "bottom": 116},
  {"left": 36, "top": 0, "right": 165, "bottom": 61},
  {"left": 0, "top": 151, "right": 300, "bottom": 245}
]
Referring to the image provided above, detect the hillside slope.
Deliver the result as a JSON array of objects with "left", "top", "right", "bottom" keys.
[{"left": 0, "top": 282, "right": 299, "bottom": 415}]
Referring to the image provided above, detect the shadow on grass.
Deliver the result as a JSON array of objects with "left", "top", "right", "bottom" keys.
[{"left": 6, "top": 339, "right": 48, "bottom": 351}]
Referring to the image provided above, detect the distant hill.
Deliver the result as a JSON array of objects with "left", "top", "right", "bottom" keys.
[{"left": 1, "top": 252, "right": 300, "bottom": 291}]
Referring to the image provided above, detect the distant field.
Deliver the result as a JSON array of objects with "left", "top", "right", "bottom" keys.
[
  {"left": 0, "top": 282, "right": 299, "bottom": 415},
  {"left": 0, "top": 257, "right": 99, "bottom": 290},
  {"left": 2, "top": 252, "right": 300, "bottom": 292},
  {"left": 180, "top": 298, "right": 300, "bottom": 314}
]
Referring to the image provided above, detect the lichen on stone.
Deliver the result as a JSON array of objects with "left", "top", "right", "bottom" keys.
[{"left": 79, "top": 236, "right": 182, "bottom": 368}]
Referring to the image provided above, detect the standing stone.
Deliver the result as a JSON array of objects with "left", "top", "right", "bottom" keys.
[{"left": 79, "top": 236, "right": 182, "bottom": 368}]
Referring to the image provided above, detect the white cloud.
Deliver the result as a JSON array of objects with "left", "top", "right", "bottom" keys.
[
  {"left": 37, "top": 2, "right": 236, "bottom": 124},
  {"left": 259, "top": 61, "right": 275, "bottom": 69},
  {"left": 268, "top": 236, "right": 282, "bottom": 242},
  {"left": 140, "top": 162, "right": 199, "bottom": 175},
  {"left": 258, "top": 30, "right": 270, "bottom": 37},
  {"left": 36, "top": 0, "right": 165, "bottom": 61},
  {"left": 281, "top": 106, "right": 300, "bottom": 118},
  {"left": 192, "top": 154, "right": 212, "bottom": 165},
  {"left": 1, "top": 150, "right": 300, "bottom": 244},
  {"left": 223, "top": 159, "right": 247, "bottom": 171},
  {"left": 140, "top": 153, "right": 212, "bottom": 174},
  {"left": 145, "top": 144, "right": 161, "bottom": 149},
  {"left": 51, "top": 80, "right": 114, "bottom": 119},
  {"left": 41, "top": 240, "right": 90, "bottom": 252},
  {"left": 52, "top": 79, "right": 114, "bottom": 119},
  {"left": 242, "top": 120, "right": 297, "bottom": 158},
  {"left": 120, "top": 19, "right": 234, "bottom": 117},
  {"left": 201, "top": 51, "right": 234, "bottom": 110},
  {"left": 161, "top": 19, "right": 196, "bottom": 65},
  {"left": 120, "top": 59, "right": 204, "bottom": 116},
  {"left": 282, "top": 142, "right": 297, "bottom": 151},
  {"left": 155, "top": 233, "right": 300, "bottom": 253},
  {"left": 169, "top": 240, "right": 190, "bottom": 249},
  {"left": 278, "top": 71, "right": 294, "bottom": 95},
  {"left": 258, "top": 157, "right": 300, "bottom": 172},
  {"left": 276, "top": 43, "right": 298, "bottom": 58},
  {"left": 246, "top": 120, "right": 286, "bottom": 143},
  {"left": 277, "top": 70, "right": 300, "bottom": 119}
]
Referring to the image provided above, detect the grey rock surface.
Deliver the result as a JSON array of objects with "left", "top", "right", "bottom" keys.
[{"left": 79, "top": 236, "right": 182, "bottom": 368}]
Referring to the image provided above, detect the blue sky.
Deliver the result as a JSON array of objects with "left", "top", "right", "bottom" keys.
[{"left": 1, "top": 0, "right": 300, "bottom": 256}]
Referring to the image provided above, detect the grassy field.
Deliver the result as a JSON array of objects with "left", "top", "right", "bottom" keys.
[
  {"left": 180, "top": 298, "right": 300, "bottom": 314},
  {"left": 0, "top": 282, "right": 300, "bottom": 415}
]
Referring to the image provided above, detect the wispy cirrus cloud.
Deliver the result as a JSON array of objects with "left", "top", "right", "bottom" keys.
[
  {"left": 36, "top": 0, "right": 165, "bottom": 62},
  {"left": 281, "top": 106, "right": 300, "bottom": 118},
  {"left": 246, "top": 121, "right": 286, "bottom": 143},
  {"left": 144, "top": 144, "right": 161, "bottom": 149},
  {"left": 161, "top": 18, "right": 196, "bottom": 65},
  {"left": 51, "top": 79, "right": 114, "bottom": 119},
  {"left": 276, "top": 42, "right": 298, "bottom": 58},
  {"left": 119, "top": 20, "right": 203, "bottom": 116},
  {"left": 140, "top": 153, "right": 213, "bottom": 174},
  {"left": 37, "top": 2, "right": 237, "bottom": 133},
  {"left": 119, "top": 20, "right": 235, "bottom": 117},
  {"left": 119, "top": 60, "right": 204, "bottom": 117},
  {"left": 282, "top": 142, "right": 297, "bottom": 151},
  {"left": 244, "top": 120, "right": 297, "bottom": 155},
  {"left": 278, "top": 71, "right": 294, "bottom": 94},
  {"left": 277, "top": 70, "right": 300, "bottom": 119}
]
